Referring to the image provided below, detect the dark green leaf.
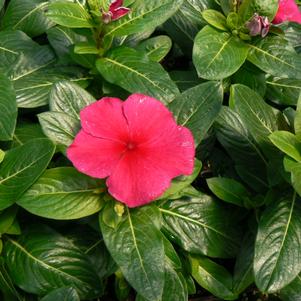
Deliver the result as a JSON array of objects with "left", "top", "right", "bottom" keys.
[
  {"left": 247, "top": 36, "right": 301, "bottom": 79},
  {"left": 280, "top": 274, "right": 301, "bottom": 301},
  {"left": 41, "top": 287, "right": 80, "bottom": 301},
  {"left": 38, "top": 112, "right": 80, "bottom": 147},
  {"left": 17, "top": 167, "right": 104, "bottom": 220},
  {"left": 190, "top": 256, "right": 238, "bottom": 300},
  {"left": 4, "top": 225, "right": 103, "bottom": 299},
  {"left": 0, "top": 138, "right": 55, "bottom": 210},
  {"left": 49, "top": 81, "right": 95, "bottom": 119},
  {"left": 254, "top": 193, "right": 301, "bottom": 292},
  {"left": 159, "top": 193, "right": 242, "bottom": 258},
  {"left": 104, "top": 0, "right": 183, "bottom": 38},
  {"left": 169, "top": 70, "right": 203, "bottom": 92},
  {"left": 136, "top": 35, "right": 172, "bottom": 62},
  {"left": 96, "top": 46, "right": 179, "bottom": 104},
  {"left": 193, "top": 26, "right": 249, "bottom": 80},
  {"left": 1, "top": 0, "right": 53, "bottom": 37},
  {"left": 46, "top": 2, "right": 93, "bottom": 28},
  {"left": 0, "top": 207, "right": 17, "bottom": 234},
  {"left": 0, "top": 73, "right": 17, "bottom": 141},
  {"left": 100, "top": 205, "right": 165, "bottom": 301},
  {"left": 169, "top": 81, "right": 223, "bottom": 145}
]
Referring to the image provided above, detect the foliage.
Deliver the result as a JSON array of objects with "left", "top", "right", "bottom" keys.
[{"left": 0, "top": 0, "right": 300, "bottom": 300}]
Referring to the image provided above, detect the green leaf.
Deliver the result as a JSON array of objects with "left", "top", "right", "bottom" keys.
[
  {"left": 74, "top": 42, "right": 99, "bottom": 54},
  {"left": 104, "top": 0, "right": 183, "bottom": 38},
  {"left": 99, "top": 205, "right": 165, "bottom": 301},
  {"left": 136, "top": 35, "right": 172, "bottom": 62},
  {"left": 159, "top": 193, "right": 242, "bottom": 258},
  {"left": 284, "top": 158, "right": 301, "bottom": 197},
  {"left": 96, "top": 46, "right": 179, "bottom": 104},
  {"left": 280, "top": 274, "right": 301, "bottom": 301},
  {"left": 4, "top": 225, "right": 104, "bottom": 299},
  {"left": 46, "top": 1, "right": 93, "bottom": 28},
  {"left": 0, "top": 138, "right": 55, "bottom": 210},
  {"left": 207, "top": 177, "right": 250, "bottom": 207},
  {"left": 238, "top": 0, "right": 278, "bottom": 22},
  {"left": 0, "top": 73, "right": 17, "bottom": 141},
  {"left": 41, "top": 287, "right": 80, "bottom": 301},
  {"left": 17, "top": 167, "right": 104, "bottom": 220},
  {"left": 230, "top": 84, "right": 278, "bottom": 155},
  {"left": 190, "top": 256, "right": 238, "bottom": 300},
  {"left": 159, "top": 159, "right": 202, "bottom": 200},
  {"left": 49, "top": 81, "right": 95, "bottom": 119},
  {"left": 266, "top": 77, "right": 301, "bottom": 105},
  {"left": 0, "top": 150, "right": 4, "bottom": 164},
  {"left": 202, "top": 9, "right": 228, "bottom": 31},
  {"left": 254, "top": 192, "right": 301, "bottom": 292},
  {"left": 193, "top": 26, "right": 249, "bottom": 80},
  {"left": 169, "top": 70, "right": 203, "bottom": 92},
  {"left": 269, "top": 131, "right": 301, "bottom": 162},
  {"left": 247, "top": 36, "right": 301, "bottom": 79},
  {"left": 295, "top": 95, "right": 301, "bottom": 138},
  {"left": 1, "top": 0, "right": 53, "bottom": 37},
  {"left": 169, "top": 81, "right": 223, "bottom": 146},
  {"left": 38, "top": 112, "right": 80, "bottom": 147},
  {"left": 0, "top": 207, "right": 17, "bottom": 234},
  {"left": 232, "top": 231, "right": 255, "bottom": 294}
]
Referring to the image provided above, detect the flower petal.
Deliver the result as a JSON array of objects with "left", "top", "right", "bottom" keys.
[
  {"left": 109, "top": 0, "right": 124, "bottom": 11},
  {"left": 107, "top": 150, "right": 172, "bottom": 207},
  {"left": 67, "top": 130, "right": 126, "bottom": 178},
  {"left": 273, "top": 0, "right": 301, "bottom": 24},
  {"left": 80, "top": 97, "right": 129, "bottom": 142},
  {"left": 111, "top": 7, "right": 130, "bottom": 20},
  {"left": 123, "top": 93, "right": 177, "bottom": 143}
]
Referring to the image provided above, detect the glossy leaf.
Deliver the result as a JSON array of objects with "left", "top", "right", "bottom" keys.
[
  {"left": 0, "top": 138, "right": 55, "bottom": 210},
  {"left": 46, "top": 1, "right": 93, "bottom": 28},
  {"left": 254, "top": 193, "right": 301, "bottom": 292},
  {"left": 38, "top": 112, "right": 80, "bottom": 147},
  {"left": 159, "top": 193, "right": 242, "bottom": 258},
  {"left": 247, "top": 36, "right": 301, "bottom": 79},
  {"left": 104, "top": 0, "right": 183, "bottom": 38},
  {"left": 202, "top": 9, "right": 228, "bottom": 31},
  {"left": 169, "top": 81, "right": 223, "bottom": 145},
  {"left": 270, "top": 131, "right": 301, "bottom": 162},
  {"left": 1, "top": 0, "right": 53, "bottom": 37},
  {"left": 136, "top": 35, "right": 172, "bottom": 62},
  {"left": 40, "top": 287, "right": 80, "bottom": 301},
  {"left": 17, "top": 167, "right": 104, "bottom": 220},
  {"left": 3, "top": 225, "right": 104, "bottom": 299},
  {"left": 193, "top": 26, "right": 249, "bottom": 80},
  {"left": 0, "top": 73, "right": 17, "bottom": 141},
  {"left": 100, "top": 205, "right": 165, "bottom": 301},
  {"left": 190, "top": 256, "right": 238, "bottom": 300},
  {"left": 49, "top": 81, "right": 95, "bottom": 119},
  {"left": 96, "top": 46, "right": 179, "bottom": 104}
]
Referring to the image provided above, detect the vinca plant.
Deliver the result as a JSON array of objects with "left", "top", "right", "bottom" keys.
[{"left": 0, "top": 0, "right": 301, "bottom": 300}]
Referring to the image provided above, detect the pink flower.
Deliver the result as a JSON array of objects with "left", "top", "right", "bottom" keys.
[
  {"left": 67, "top": 94, "right": 195, "bottom": 207},
  {"left": 273, "top": 0, "right": 301, "bottom": 24},
  {"left": 102, "top": 0, "right": 130, "bottom": 24},
  {"left": 246, "top": 13, "right": 270, "bottom": 37}
]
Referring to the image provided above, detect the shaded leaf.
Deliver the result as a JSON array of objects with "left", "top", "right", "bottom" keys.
[{"left": 41, "top": 287, "right": 80, "bottom": 301}]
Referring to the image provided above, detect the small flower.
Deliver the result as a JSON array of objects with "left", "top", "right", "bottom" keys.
[
  {"left": 246, "top": 13, "right": 270, "bottom": 37},
  {"left": 102, "top": 0, "right": 130, "bottom": 24},
  {"left": 273, "top": 0, "right": 301, "bottom": 24},
  {"left": 67, "top": 94, "right": 195, "bottom": 208}
]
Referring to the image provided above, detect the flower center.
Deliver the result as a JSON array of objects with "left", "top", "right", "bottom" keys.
[{"left": 126, "top": 142, "right": 136, "bottom": 150}]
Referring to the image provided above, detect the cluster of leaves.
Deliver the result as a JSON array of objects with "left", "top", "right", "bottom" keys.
[{"left": 0, "top": 0, "right": 301, "bottom": 300}]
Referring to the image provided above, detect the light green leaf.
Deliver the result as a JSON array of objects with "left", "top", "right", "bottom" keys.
[
  {"left": 1, "top": 0, "right": 53, "bottom": 37},
  {"left": 49, "top": 81, "right": 95, "bottom": 119},
  {"left": 270, "top": 131, "right": 301, "bottom": 162},
  {"left": 190, "top": 256, "right": 238, "bottom": 300},
  {"left": 99, "top": 205, "right": 165, "bottom": 301},
  {"left": 247, "top": 36, "right": 301, "bottom": 79},
  {"left": 96, "top": 46, "right": 179, "bottom": 104},
  {"left": 136, "top": 35, "right": 172, "bottom": 62},
  {"left": 17, "top": 167, "right": 104, "bottom": 220},
  {"left": 159, "top": 193, "right": 242, "bottom": 258},
  {"left": 0, "top": 138, "right": 55, "bottom": 210},
  {"left": 4, "top": 225, "right": 104, "bottom": 299},
  {"left": 46, "top": 1, "right": 93, "bottom": 28},
  {"left": 284, "top": 157, "right": 301, "bottom": 197},
  {"left": 254, "top": 193, "right": 301, "bottom": 292},
  {"left": 0, "top": 73, "right": 17, "bottom": 141},
  {"left": 169, "top": 81, "right": 223, "bottom": 145},
  {"left": 0, "top": 207, "right": 17, "bottom": 234},
  {"left": 202, "top": 9, "right": 228, "bottom": 31},
  {"left": 104, "top": 0, "right": 183, "bottom": 38},
  {"left": 193, "top": 26, "right": 249, "bottom": 80}
]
